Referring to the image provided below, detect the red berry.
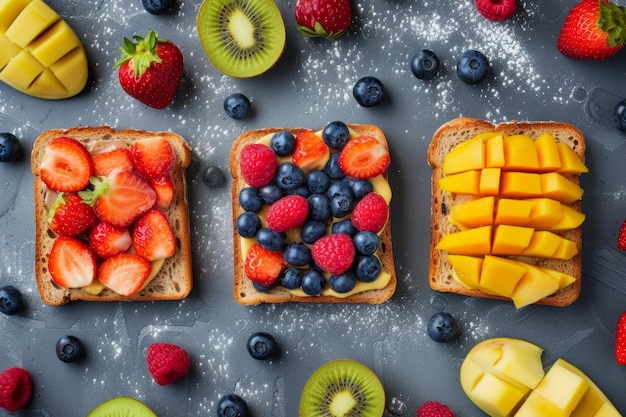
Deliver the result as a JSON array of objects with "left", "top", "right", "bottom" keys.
[
  {"left": 93, "top": 148, "right": 134, "bottom": 177},
  {"left": 150, "top": 175, "right": 175, "bottom": 209},
  {"left": 312, "top": 234, "right": 355, "bottom": 275},
  {"left": 339, "top": 135, "right": 390, "bottom": 179},
  {"left": 616, "top": 311, "right": 626, "bottom": 365},
  {"left": 0, "top": 367, "right": 33, "bottom": 413},
  {"left": 416, "top": 401, "right": 455, "bottom": 417},
  {"left": 97, "top": 253, "right": 152, "bottom": 296},
  {"left": 266, "top": 195, "right": 309, "bottom": 232},
  {"left": 146, "top": 342, "right": 191, "bottom": 386},
  {"left": 240, "top": 144, "right": 278, "bottom": 187},
  {"left": 89, "top": 222, "right": 132, "bottom": 259},
  {"left": 244, "top": 243, "right": 286, "bottom": 286},
  {"left": 474, "top": 0, "right": 517, "bottom": 21},
  {"left": 617, "top": 219, "right": 626, "bottom": 250},
  {"left": 40, "top": 136, "right": 94, "bottom": 192},
  {"left": 48, "top": 236, "right": 98, "bottom": 288},
  {"left": 132, "top": 209, "right": 176, "bottom": 261},
  {"left": 351, "top": 192, "right": 388, "bottom": 233},
  {"left": 292, "top": 130, "right": 330, "bottom": 171},
  {"left": 295, "top": 0, "right": 352, "bottom": 38},
  {"left": 48, "top": 192, "right": 99, "bottom": 237},
  {"left": 129, "top": 136, "right": 175, "bottom": 179}
]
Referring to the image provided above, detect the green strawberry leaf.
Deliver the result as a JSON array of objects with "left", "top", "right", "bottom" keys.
[
  {"left": 113, "top": 30, "right": 165, "bottom": 76},
  {"left": 598, "top": 0, "right": 626, "bottom": 47}
]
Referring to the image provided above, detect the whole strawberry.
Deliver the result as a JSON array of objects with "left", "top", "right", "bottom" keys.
[
  {"left": 295, "top": 0, "right": 352, "bottom": 39},
  {"left": 617, "top": 219, "right": 626, "bottom": 250},
  {"left": 416, "top": 401, "right": 454, "bottom": 417},
  {"left": 557, "top": 0, "right": 626, "bottom": 60},
  {"left": 48, "top": 192, "right": 99, "bottom": 237},
  {"left": 616, "top": 311, "right": 626, "bottom": 365},
  {"left": 146, "top": 342, "right": 191, "bottom": 386},
  {"left": 114, "top": 30, "right": 183, "bottom": 109},
  {"left": 0, "top": 367, "right": 33, "bottom": 413}
]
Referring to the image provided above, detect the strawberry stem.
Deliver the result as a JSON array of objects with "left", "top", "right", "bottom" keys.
[
  {"left": 113, "top": 30, "right": 166, "bottom": 77},
  {"left": 78, "top": 176, "right": 108, "bottom": 206},
  {"left": 598, "top": 0, "right": 626, "bottom": 47}
]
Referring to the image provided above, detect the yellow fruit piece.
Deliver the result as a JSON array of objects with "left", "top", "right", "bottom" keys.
[
  {"left": 447, "top": 254, "right": 483, "bottom": 289},
  {"left": 534, "top": 133, "right": 562, "bottom": 171},
  {"left": 448, "top": 196, "right": 495, "bottom": 229},
  {"left": 511, "top": 264, "right": 560, "bottom": 309},
  {"left": 491, "top": 225, "right": 534, "bottom": 256},
  {"left": 519, "top": 231, "right": 562, "bottom": 258},
  {"left": 555, "top": 142, "right": 588, "bottom": 175},
  {"left": 548, "top": 205, "right": 585, "bottom": 231},
  {"left": 479, "top": 255, "right": 526, "bottom": 297},
  {"left": 439, "top": 170, "right": 481, "bottom": 195},
  {"left": 503, "top": 134, "right": 540, "bottom": 171},
  {"left": 525, "top": 198, "right": 562, "bottom": 229},
  {"left": 0, "top": 0, "right": 88, "bottom": 99},
  {"left": 486, "top": 134, "right": 506, "bottom": 168},
  {"left": 435, "top": 225, "right": 492, "bottom": 255},
  {"left": 551, "top": 238, "right": 578, "bottom": 260},
  {"left": 479, "top": 167, "right": 501, "bottom": 195},
  {"left": 494, "top": 198, "right": 534, "bottom": 226},
  {"left": 540, "top": 172, "right": 584, "bottom": 203},
  {"left": 500, "top": 171, "right": 542, "bottom": 198},
  {"left": 443, "top": 136, "right": 486, "bottom": 174}
]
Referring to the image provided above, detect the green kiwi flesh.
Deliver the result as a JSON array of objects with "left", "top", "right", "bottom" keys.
[
  {"left": 299, "top": 359, "right": 386, "bottom": 417},
  {"left": 197, "top": 0, "right": 286, "bottom": 78},
  {"left": 86, "top": 396, "right": 157, "bottom": 417}
]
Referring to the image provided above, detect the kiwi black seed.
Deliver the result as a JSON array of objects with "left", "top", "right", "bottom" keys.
[
  {"left": 86, "top": 396, "right": 157, "bottom": 417},
  {"left": 197, "top": 0, "right": 286, "bottom": 78},
  {"left": 299, "top": 359, "right": 386, "bottom": 417}
]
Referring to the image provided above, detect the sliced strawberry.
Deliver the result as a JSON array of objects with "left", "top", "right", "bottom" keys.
[
  {"left": 150, "top": 175, "right": 175, "bottom": 208},
  {"left": 97, "top": 253, "right": 151, "bottom": 296},
  {"left": 88, "top": 222, "right": 132, "bottom": 259},
  {"left": 40, "top": 137, "right": 94, "bottom": 192},
  {"left": 132, "top": 209, "right": 176, "bottom": 261},
  {"left": 129, "top": 136, "right": 175, "bottom": 179},
  {"left": 93, "top": 148, "right": 134, "bottom": 177},
  {"left": 338, "top": 135, "right": 390, "bottom": 179},
  {"left": 48, "top": 192, "right": 99, "bottom": 236},
  {"left": 292, "top": 130, "right": 330, "bottom": 171},
  {"left": 48, "top": 236, "right": 97, "bottom": 288},
  {"left": 244, "top": 243, "right": 286, "bottom": 286},
  {"left": 80, "top": 169, "right": 156, "bottom": 228}
]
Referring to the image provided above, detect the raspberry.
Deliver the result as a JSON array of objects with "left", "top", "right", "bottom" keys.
[
  {"left": 351, "top": 192, "right": 388, "bottom": 233},
  {"left": 0, "top": 367, "right": 33, "bottom": 412},
  {"left": 239, "top": 144, "right": 278, "bottom": 187},
  {"left": 312, "top": 234, "right": 355, "bottom": 275},
  {"left": 416, "top": 401, "right": 454, "bottom": 417},
  {"left": 146, "top": 342, "right": 191, "bottom": 386},
  {"left": 266, "top": 195, "right": 309, "bottom": 232},
  {"left": 474, "top": 0, "right": 517, "bottom": 21}
]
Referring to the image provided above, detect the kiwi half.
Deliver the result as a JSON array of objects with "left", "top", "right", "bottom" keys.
[
  {"left": 197, "top": 0, "right": 286, "bottom": 78},
  {"left": 299, "top": 359, "right": 386, "bottom": 417},
  {"left": 86, "top": 396, "right": 157, "bottom": 417}
]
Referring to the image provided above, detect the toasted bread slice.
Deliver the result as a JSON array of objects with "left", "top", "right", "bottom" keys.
[
  {"left": 31, "top": 126, "right": 193, "bottom": 306},
  {"left": 230, "top": 124, "right": 396, "bottom": 305},
  {"left": 427, "top": 117, "right": 585, "bottom": 307}
]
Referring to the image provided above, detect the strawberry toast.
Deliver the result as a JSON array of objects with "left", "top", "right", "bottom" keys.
[
  {"left": 230, "top": 122, "right": 396, "bottom": 304},
  {"left": 31, "top": 127, "right": 192, "bottom": 306}
]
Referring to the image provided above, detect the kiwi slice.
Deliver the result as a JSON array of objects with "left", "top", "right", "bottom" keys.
[
  {"left": 197, "top": 0, "right": 286, "bottom": 78},
  {"left": 299, "top": 359, "right": 386, "bottom": 417},
  {"left": 86, "top": 396, "right": 157, "bottom": 417}
]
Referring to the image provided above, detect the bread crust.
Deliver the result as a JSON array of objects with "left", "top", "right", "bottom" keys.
[
  {"left": 31, "top": 126, "right": 193, "bottom": 306},
  {"left": 230, "top": 124, "right": 396, "bottom": 305},
  {"left": 427, "top": 117, "right": 585, "bottom": 307}
]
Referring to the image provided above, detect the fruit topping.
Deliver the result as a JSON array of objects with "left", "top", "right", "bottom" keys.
[
  {"left": 149, "top": 175, "right": 175, "bottom": 208},
  {"left": 48, "top": 236, "right": 97, "bottom": 288},
  {"left": 294, "top": 0, "right": 352, "bottom": 39},
  {"left": 142, "top": 0, "right": 174, "bottom": 14},
  {"left": 247, "top": 332, "right": 279, "bottom": 360},
  {"left": 48, "top": 192, "right": 99, "bottom": 237},
  {"left": 56, "top": 334, "right": 84, "bottom": 362},
  {"left": 311, "top": 233, "right": 355, "bottom": 275},
  {"left": 299, "top": 359, "right": 385, "bottom": 417},
  {"left": 40, "top": 137, "right": 94, "bottom": 192},
  {"left": 86, "top": 396, "right": 157, "bottom": 417},
  {"left": 351, "top": 192, "right": 388, "bottom": 233},
  {"left": 240, "top": 144, "right": 278, "bottom": 188},
  {"left": 146, "top": 342, "right": 191, "bottom": 386},
  {"left": 244, "top": 243, "right": 287, "bottom": 286},
  {"left": 618, "top": 219, "right": 626, "bottom": 250},
  {"left": 197, "top": 0, "right": 286, "bottom": 78},
  {"left": 329, "top": 272, "right": 357, "bottom": 293},
  {"left": 202, "top": 165, "right": 226, "bottom": 187},
  {"left": 114, "top": 30, "right": 183, "bottom": 109},
  {"left": 614, "top": 99, "right": 626, "bottom": 131},
  {"left": 456, "top": 49, "right": 490, "bottom": 84},
  {"left": 427, "top": 312, "right": 459, "bottom": 343},
  {"left": 353, "top": 231, "right": 380, "bottom": 255},
  {"left": 0, "top": 367, "right": 33, "bottom": 413},
  {"left": 217, "top": 394, "right": 250, "bottom": 417},
  {"left": 266, "top": 195, "right": 309, "bottom": 232},
  {"left": 270, "top": 131, "right": 296, "bottom": 156},
  {"left": 338, "top": 135, "right": 391, "bottom": 179},
  {"left": 92, "top": 148, "right": 134, "bottom": 178},
  {"left": 0, "top": 285, "right": 23, "bottom": 315},
  {"left": 616, "top": 311, "right": 626, "bottom": 365},
  {"left": 224, "top": 93, "right": 252, "bottom": 119},
  {"left": 417, "top": 401, "right": 455, "bottom": 417},
  {"left": 129, "top": 136, "right": 175, "bottom": 180},
  {"left": 97, "top": 253, "right": 151, "bottom": 296},
  {"left": 301, "top": 270, "right": 326, "bottom": 295},
  {"left": 274, "top": 162, "right": 306, "bottom": 190},
  {"left": 411, "top": 49, "right": 441, "bottom": 80},
  {"left": 292, "top": 130, "right": 331, "bottom": 171},
  {"left": 352, "top": 76, "right": 385, "bottom": 107},
  {"left": 474, "top": 0, "right": 517, "bottom": 21},
  {"left": 132, "top": 209, "right": 176, "bottom": 261},
  {"left": 0, "top": 132, "right": 21, "bottom": 162},
  {"left": 88, "top": 222, "right": 132, "bottom": 259}
]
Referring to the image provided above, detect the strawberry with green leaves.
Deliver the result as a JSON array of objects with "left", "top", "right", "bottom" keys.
[
  {"left": 114, "top": 30, "right": 183, "bottom": 109},
  {"left": 557, "top": 0, "right": 626, "bottom": 60},
  {"left": 48, "top": 192, "right": 99, "bottom": 237},
  {"left": 295, "top": 0, "right": 352, "bottom": 39}
]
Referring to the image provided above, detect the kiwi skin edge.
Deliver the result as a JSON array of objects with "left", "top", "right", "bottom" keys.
[{"left": 86, "top": 396, "right": 157, "bottom": 417}]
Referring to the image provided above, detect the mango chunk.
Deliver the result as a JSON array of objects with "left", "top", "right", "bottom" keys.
[
  {"left": 5, "top": 0, "right": 58, "bottom": 48},
  {"left": 548, "top": 205, "right": 586, "bottom": 231},
  {"left": 503, "top": 135, "right": 540, "bottom": 171},
  {"left": 491, "top": 225, "right": 534, "bottom": 256},
  {"left": 534, "top": 133, "right": 562, "bottom": 171},
  {"left": 551, "top": 238, "right": 578, "bottom": 260},
  {"left": 479, "top": 255, "right": 526, "bottom": 297},
  {"left": 448, "top": 255, "right": 483, "bottom": 289},
  {"left": 525, "top": 198, "right": 562, "bottom": 229},
  {"left": 540, "top": 172, "right": 584, "bottom": 203},
  {"left": 486, "top": 134, "right": 505, "bottom": 168},
  {"left": 519, "top": 231, "right": 562, "bottom": 258},
  {"left": 471, "top": 372, "right": 528, "bottom": 417},
  {"left": 500, "top": 171, "right": 542, "bottom": 198},
  {"left": 479, "top": 168, "right": 501, "bottom": 195},
  {"left": 435, "top": 226, "right": 492, "bottom": 255},
  {"left": 494, "top": 198, "right": 533, "bottom": 226},
  {"left": 555, "top": 142, "right": 588, "bottom": 175},
  {"left": 448, "top": 196, "right": 495, "bottom": 229},
  {"left": 511, "top": 264, "right": 560, "bottom": 308},
  {"left": 439, "top": 170, "right": 481, "bottom": 195},
  {"left": 443, "top": 136, "right": 486, "bottom": 175}
]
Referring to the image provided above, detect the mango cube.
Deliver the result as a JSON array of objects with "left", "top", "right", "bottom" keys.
[
  {"left": 540, "top": 172, "right": 584, "bottom": 203},
  {"left": 511, "top": 264, "right": 560, "bottom": 309},
  {"left": 471, "top": 372, "right": 528, "bottom": 417},
  {"left": 525, "top": 198, "right": 562, "bottom": 229},
  {"left": 503, "top": 134, "right": 539, "bottom": 171},
  {"left": 494, "top": 198, "right": 533, "bottom": 226},
  {"left": 491, "top": 225, "right": 534, "bottom": 256},
  {"left": 500, "top": 171, "right": 542, "bottom": 198},
  {"left": 555, "top": 142, "right": 588, "bottom": 175},
  {"left": 486, "top": 134, "right": 506, "bottom": 168},
  {"left": 479, "top": 167, "right": 501, "bottom": 195},
  {"left": 5, "top": 0, "right": 58, "bottom": 48},
  {"left": 479, "top": 255, "right": 526, "bottom": 297},
  {"left": 519, "top": 231, "right": 562, "bottom": 258},
  {"left": 535, "top": 133, "right": 562, "bottom": 171},
  {"left": 443, "top": 136, "right": 486, "bottom": 174},
  {"left": 448, "top": 196, "right": 494, "bottom": 229},
  {"left": 439, "top": 170, "right": 481, "bottom": 195},
  {"left": 447, "top": 255, "right": 483, "bottom": 289},
  {"left": 435, "top": 226, "right": 492, "bottom": 255},
  {"left": 548, "top": 205, "right": 586, "bottom": 231}
]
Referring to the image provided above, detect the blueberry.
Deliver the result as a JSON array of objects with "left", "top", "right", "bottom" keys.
[
  {"left": 238, "top": 188, "right": 263, "bottom": 212},
  {"left": 613, "top": 99, "right": 626, "bottom": 132},
  {"left": 217, "top": 394, "right": 249, "bottom": 417},
  {"left": 287, "top": 185, "right": 311, "bottom": 198},
  {"left": 411, "top": 49, "right": 440, "bottom": 80},
  {"left": 353, "top": 76, "right": 385, "bottom": 107},
  {"left": 280, "top": 267, "right": 302, "bottom": 289},
  {"left": 0, "top": 132, "right": 21, "bottom": 162},
  {"left": 353, "top": 231, "right": 380, "bottom": 255},
  {"left": 354, "top": 255, "right": 381, "bottom": 282},
  {"left": 247, "top": 332, "right": 279, "bottom": 360},
  {"left": 331, "top": 220, "right": 357, "bottom": 237},
  {"left": 327, "top": 181, "right": 354, "bottom": 218},
  {"left": 259, "top": 184, "right": 283, "bottom": 204},
  {"left": 270, "top": 131, "right": 296, "bottom": 156},
  {"left": 301, "top": 220, "right": 327, "bottom": 244},
  {"left": 282, "top": 242, "right": 312, "bottom": 267},
  {"left": 307, "top": 194, "right": 331, "bottom": 221},
  {"left": 253, "top": 281, "right": 275, "bottom": 292},
  {"left": 323, "top": 152, "right": 345, "bottom": 179},
  {"left": 236, "top": 212, "right": 261, "bottom": 238},
  {"left": 427, "top": 312, "right": 459, "bottom": 343},
  {"left": 329, "top": 272, "right": 356, "bottom": 293},
  {"left": 274, "top": 162, "right": 305, "bottom": 190},
  {"left": 0, "top": 285, "right": 23, "bottom": 315},
  {"left": 322, "top": 121, "right": 350, "bottom": 149},
  {"left": 342, "top": 178, "right": 373, "bottom": 200},
  {"left": 306, "top": 170, "right": 331, "bottom": 194},
  {"left": 223, "top": 93, "right": 251, "bottom": 119},
  {"left": 56, "top": 335, "right": 84, "bottom": 362},
  {"left": 142, "top": 0, "right": 174, "bottom": 14},
  {"left": 202, "top": 165, "right": 225, "bottom": 188},
  {"left": 301, "top": 270, "right": 325, "bottom": 295},
  {"left": 456, "top": 50, "right": 490, "bottom": 84},
  {"left": 255, "top": 228, "right": 285, "bottom": 251}
]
